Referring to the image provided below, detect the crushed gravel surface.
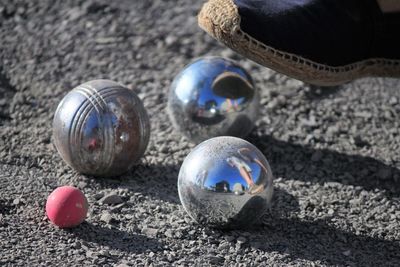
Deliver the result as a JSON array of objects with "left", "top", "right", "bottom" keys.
[{"left": 0, "top": 0, "right": 399, "bottom": 266}]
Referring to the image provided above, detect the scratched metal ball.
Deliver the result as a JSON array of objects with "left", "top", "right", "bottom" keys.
[
  {"left": 168, "top": 57, "right": 259, "bottom": 143},
  {"left": 53, "top": 80, "right": 150, "bottom": 176},
  {"left": 178, "top": 136, "right": 273, "bottom": 229}
]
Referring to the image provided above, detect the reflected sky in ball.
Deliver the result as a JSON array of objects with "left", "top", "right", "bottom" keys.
[
  {"left": 203, "top": 159, "right": 263, "bottom": 192},
  {"left": 174, "top": 57, "right": 252, "bottom": 110}
]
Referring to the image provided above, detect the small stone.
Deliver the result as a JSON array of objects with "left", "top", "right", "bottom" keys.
[
  {"left": 95, "top": 37, "right": 118, "bottom": 44},
  {"left": 294, "top": 164, "right": 303, "bottom": 171},
  {"left": 301, "top": 116, "right": 317, "bottom": 127},
  {"left": 100, "top": 194, "right": 123, "bottom": 205},
  {"left": 326, "top": 126, "right": 339, "bottom": 137},
  {"left": 342, "top": 250, "right": 351, "bottom": 256},
  {"left": 99, "top": 250, "right": 110, "bottom": 257},
  {"left": 86, "top": 251, "right": 97, "bottom": 258},
  {"left": 188, "top": 230, "right": 196, "bottom": 235},
  {"left": 389, "top": 96, "right": 398, "bottom": 105},
  {"left": 165, "top": 229, "right": 174, "bottom": 238},
  {"left": 100, "top": 213, "right": 114, "bottom": 224},
  {"left": 267, "top": 99, "right": 279, "bottom": 109},
  {"left": 354, "top": 111, "right": 372, "bottom": 119},
  {"left": 237, "top": 236, "right": 247, "bottom": 244},
  {"left": 160, "top": 145, "right": 169, "bottom": 153},
  {"left": 110, "top": 203, "right": 125, "bottom": 213},
  {"left": 13, "top": 198, "right": 20, "bottom": 205},
  {"left": 305, "top": 134, "right": 315, "bottom": 143},
  {"left": 165, "top": 35, "right": 177, "bottom": 46},
  {"left": 67, "top": 7, "right": 83, "bottom": 20},
  {"left": 225, "top": 235, "right": 235, "bottom": 242},
  {"left": 77, "top": 181, "right": 87, "bottom": 189},
  {"left": 142, "top": 227, "right": 159, "bottom": 237},
  {"left": 184, "top": 217, "right": 192, "bottom": 224},
  {"left": 349, "top": 198, "right": 361, "bottom": 206},
  {"left": 72, "top": 242, "right": 81, "bottom": 249},
  {"left": 207, "top": 256, "right": 224, "bottom": 265},
  {"left": 221, "top": 49, "right": 235, "bottom": 59}
]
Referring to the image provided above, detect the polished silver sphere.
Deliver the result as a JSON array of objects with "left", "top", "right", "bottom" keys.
[
  {"left": 53, "top": 80, "right": 150, "bottom": 176},
  {"left": 178, "top": 136, "right": 273, "bottom": 229},
  {"left": 168, "top": 57, "right": 259, "bottom": 143}
]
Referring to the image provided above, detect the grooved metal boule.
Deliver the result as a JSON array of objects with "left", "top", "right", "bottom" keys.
[
  {"left": 178, "top": 136, "right": 273, "bottom": 229},
  {"left": 53, "top": 79, "right": 150, "bottom": 176},
  {"left": 167, "top": 57, "right": 259, "bottom": 144}
]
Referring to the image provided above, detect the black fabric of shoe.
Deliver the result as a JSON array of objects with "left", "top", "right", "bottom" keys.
[
  {"left": 234, "top": 0, "right": 400, "bottom": 67},
  {"left": 373, "top": 12, "right": 400, "bottom": 60}
]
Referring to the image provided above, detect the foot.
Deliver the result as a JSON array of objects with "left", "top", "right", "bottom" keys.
[
  {"left": 248, "top": 184, "right": 264, "bottom": 195},
  {"left": 198, "top": 0, "right": 400, "bottom": 86}
]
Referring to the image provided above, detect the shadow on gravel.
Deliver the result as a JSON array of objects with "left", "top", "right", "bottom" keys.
[
  {"left": 71, "top": 222, "right": 163, "bottom": 253},
  {"left": 0, "top": 66, "right": 16, "bottom": 125},
  {"left": 269, "top": 188, "right": 300, "bottom": 216},
  {"left": 216, "top": 189, "right": 299, "bottom": 233},
  {"left": 240, "top": 189, "right": 400, "bottom": 265},
  {"left": 257, "top": 215, "right": 400, "bottom": 266},
  {"left": 132, "top": 164, "right": 181, "bottom": 204},
  {"left": 250, "top": 136, "right": 400, "bottom": 197},
  {"left": 303, "top": 85, "right": 343, "bottom": 101},
  {"left": 0, "top": 199, "right": 15, "bottom": 215},
  {"left": 87, "top": 163, "right": 180, "bottom": 204}
]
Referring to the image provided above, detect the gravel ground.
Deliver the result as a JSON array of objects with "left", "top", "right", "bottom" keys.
[{"left": 1, "top": 0, "right": 399, "bottom": 266}]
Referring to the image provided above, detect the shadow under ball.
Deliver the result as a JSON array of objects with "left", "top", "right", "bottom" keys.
[
  {"left": 53, "top": 80, "right": 150, "bottom": 176},
  {"left": 178, "top": 136, "right": 273, "bottom": 229},
  {"left": 168, "top": 57, "right": 259, "bottom": 143}
]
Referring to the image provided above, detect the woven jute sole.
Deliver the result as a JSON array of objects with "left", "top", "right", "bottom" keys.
[{"left": 198, "top": 0, "right": 400, "bottom": 86}]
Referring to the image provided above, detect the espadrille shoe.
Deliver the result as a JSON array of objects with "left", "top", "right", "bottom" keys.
[{"left": 198, "top": 0, "right": 400, "bottom": 86}]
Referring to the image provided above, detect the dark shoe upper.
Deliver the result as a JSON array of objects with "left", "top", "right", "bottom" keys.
[{"left": 234, "top": 0, "right": 400, "bottom": 67}]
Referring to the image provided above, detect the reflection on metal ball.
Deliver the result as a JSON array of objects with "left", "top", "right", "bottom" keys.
[
  {"left": 168, "top": 57, "right": 259, "bottom": 143},
  {"left": 178, "top": 136, "right": 273, "bottom": 229},
  {"left": 53, "top": 80, "right": 150, "bottom": 176}
]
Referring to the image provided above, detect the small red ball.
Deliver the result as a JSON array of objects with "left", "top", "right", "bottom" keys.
[{"left": 46, "top": 186, "right": 88, "bottom": 228}]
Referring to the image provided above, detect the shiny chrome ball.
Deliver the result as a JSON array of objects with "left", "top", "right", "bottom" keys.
[
  {"left": 53, "top": 80, "right": 150, "bottom": 176},
  {"left": 178, "top": 136, "right": 273, "bottom": 229},
  {"left": 168, "top": 57, "right": 259, "bottom": 143}
]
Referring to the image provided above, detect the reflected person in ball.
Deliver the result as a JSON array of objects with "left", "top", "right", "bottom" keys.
[
  {"left": 53, "top": 80, "right": 150, "bottom": 176},
  {"left": 178, "top": 136, "right": 273, "bottom": 229},
  {"left": 168, "top": 57, "right": 259, "bottom": 143}
]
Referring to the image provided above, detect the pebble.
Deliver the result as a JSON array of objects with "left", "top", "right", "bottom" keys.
[
  {"left": 237, "top": 237, "right": 247, "bottom": 244},
  {"left": 100, "top": 212, "right": 114, "bottom": 224},
  {"left": 294, "top": 164, "right": 304, "bottom": 171},
  {"left": 100, "top": 194, "right": 123, "bottom": 205},
  {"left": 142, "top": 227, "right": 159, "bottom": 237},
  {"left": 99, "top": 250, "right": 110, "bottom": 257},
  {"left": 342, "top": 250, "right": 351, "bottom": 257},
  {"left": 224, "top": 236, "right": 235, "bottom": 242},
  {"left": 165, "top": 229, "right": 174, "bottom": 238},
  {"left": 207, "top": 256, "right": 224, "bottom": 265}
]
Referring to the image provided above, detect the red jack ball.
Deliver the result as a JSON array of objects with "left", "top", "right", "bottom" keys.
[{"left": 46, "top": 186, "right": 88, "bottom": 228}]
